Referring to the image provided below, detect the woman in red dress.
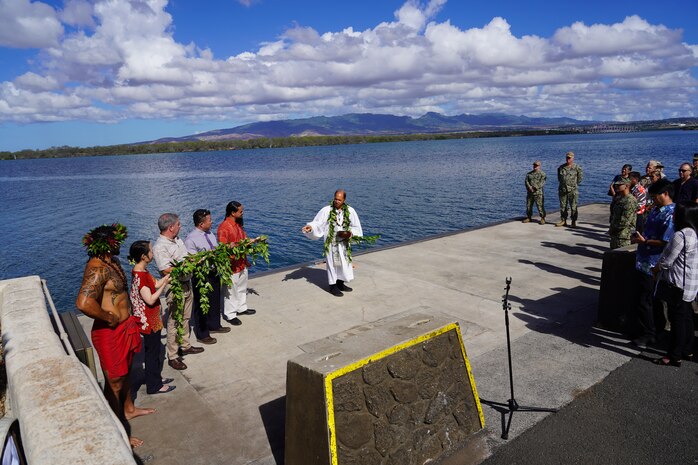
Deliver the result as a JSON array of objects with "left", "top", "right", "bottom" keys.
[{"left": 128, "top": 240, "right": 175, "bottom": 395}]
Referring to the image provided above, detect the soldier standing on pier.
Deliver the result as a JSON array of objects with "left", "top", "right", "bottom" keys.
[
  {"left": 609, "top": 178, "right": 638, "bottom": 249},
  {"left": 523, "top": 160, "right": 546, "bottom": 224},
  {"left": 556, "top": 151, "right": 584, "bottom": 228}
]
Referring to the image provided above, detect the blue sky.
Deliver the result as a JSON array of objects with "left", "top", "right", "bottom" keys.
[{"left": 0, "top": 0, "right": 696, "bottom": 151}]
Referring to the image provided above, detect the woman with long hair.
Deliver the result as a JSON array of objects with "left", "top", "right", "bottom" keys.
[
  {"left": 652, "top": 201, "right": 698, "bottom": 366},
  {"left": 128, "top": 240, "right": 176, "bottom": 393}
]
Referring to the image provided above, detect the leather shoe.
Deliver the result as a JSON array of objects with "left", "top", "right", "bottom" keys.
[
  {"left": 168, "top": 359, "right": 187, "bottom": 370},
  {"left": 197, "top": 336, "right": 217, "bottom": 345},
  {"left": 329, "top": 285, "right": 343, "bottom": 297},
  {"left": 179, "top": 346, "right": 204, "bottom": 355},
  {"left": 210, "top": 326, "right": 231, "bottom": 334},
  {"left": 238, "top": 309, "right": 257, "bottom": 316},
  {"left": 225, "top": 317, "right": 242, "bottom": 326},
  {"left": 337, "top": 280, "right": 352, "bottom": 292}
]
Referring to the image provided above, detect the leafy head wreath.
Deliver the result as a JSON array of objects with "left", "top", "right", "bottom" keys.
[{"left": 82, "top": 223, "right": 128, "bottom": 257}]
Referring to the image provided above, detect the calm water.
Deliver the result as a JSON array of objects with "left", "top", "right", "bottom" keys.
[{"left": 1, "top": 130, "right": 697, "bottom": 312}]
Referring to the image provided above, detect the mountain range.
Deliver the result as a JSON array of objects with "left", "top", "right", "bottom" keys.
[{"left": 149, "top": 112, "right": 592, "bottom": 143}]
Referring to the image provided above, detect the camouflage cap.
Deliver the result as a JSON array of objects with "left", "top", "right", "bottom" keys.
[{"left": 613, "top": 177, "right": 631, "bottom": 186}]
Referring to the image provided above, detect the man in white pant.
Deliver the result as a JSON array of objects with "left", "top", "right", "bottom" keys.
[{"left": 217, "top": 201, "right": 257, "bottom": 325}]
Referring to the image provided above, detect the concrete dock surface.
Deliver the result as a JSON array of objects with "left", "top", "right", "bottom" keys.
[{"left": 83, "top": 203, "right": 670, "bottom": 464}]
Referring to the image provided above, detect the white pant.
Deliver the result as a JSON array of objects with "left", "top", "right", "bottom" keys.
[{"left": 223, "top": 268, "right": 248, "bottom": 319}]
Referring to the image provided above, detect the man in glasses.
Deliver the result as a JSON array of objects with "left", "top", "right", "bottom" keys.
[
  {"left": 672, "top": 163, "right": 698, "bottom": 204},
  {"left": 555, "top": 151, "right": 584, "bottom": 228}
]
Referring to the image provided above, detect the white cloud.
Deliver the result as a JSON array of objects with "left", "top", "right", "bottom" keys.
[
  {"left": 0, "top": 0, "right": 696, "bottom": 127},
  {"left": 60, "top": 0, "right": 95, "bottom": 28},
  {"left": 14, "top": 72, "right": 59, "bottom": 91},
  {"left": 0, "top": 0, "right": 63, "bottom": 48}
]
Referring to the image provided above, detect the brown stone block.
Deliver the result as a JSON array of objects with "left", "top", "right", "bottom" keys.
[{"left": 284, "top": 313, "right": 484, "bottom": 465}]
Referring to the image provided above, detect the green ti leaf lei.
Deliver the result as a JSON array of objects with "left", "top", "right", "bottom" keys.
[
  {"left": 168, "top": 236, "right": 270, "bottom": 342},
  {"left": 322, "top": 202, "right": 380, "bottom": 262}
]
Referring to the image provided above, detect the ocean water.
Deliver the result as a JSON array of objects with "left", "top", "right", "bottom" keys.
[{"left": 1, "top": 130, "right": 697, "bottom": 312}]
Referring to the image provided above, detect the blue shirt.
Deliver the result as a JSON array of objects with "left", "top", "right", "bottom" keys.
[{"left": 636, "top": 203, "right": 675, "bottom": 276}]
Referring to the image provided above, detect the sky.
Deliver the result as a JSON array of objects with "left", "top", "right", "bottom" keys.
[{"left": 0, "top": 0, "right": 696, "bottom": 152}]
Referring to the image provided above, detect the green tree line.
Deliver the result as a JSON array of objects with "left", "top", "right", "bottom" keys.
[{"left": 1, "top": 124, "right": 693, "bottom": 161}]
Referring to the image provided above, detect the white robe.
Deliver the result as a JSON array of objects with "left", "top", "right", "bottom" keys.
[{"left": 304, "top": 205, "right": 363, "bottom": 284}]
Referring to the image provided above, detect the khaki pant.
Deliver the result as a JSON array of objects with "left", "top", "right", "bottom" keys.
[{"left": 165, "top": 281, "right": 193, "bottom": 360}]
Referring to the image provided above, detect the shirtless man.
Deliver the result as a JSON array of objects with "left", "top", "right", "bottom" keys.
[{"left": 75, "top": 224, "right": 157, "bottom": 448}]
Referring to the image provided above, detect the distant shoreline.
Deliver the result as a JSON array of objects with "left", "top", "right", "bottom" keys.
[{"left": 2, "top": 125, "right": 695, "bottom": 161}]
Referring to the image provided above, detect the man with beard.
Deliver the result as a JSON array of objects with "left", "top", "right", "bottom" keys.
[
  {"left": 217, "top": 201, "right": 258, "bottom": 325},
  {"left": 76, "top": 223, "right": 155, "bottom": 448},
  {"left": 302, "top": 189, "right": 363, "bottom": 297},
  {"left": 184, "top": 208, "right": 231, "bottom": 344}
]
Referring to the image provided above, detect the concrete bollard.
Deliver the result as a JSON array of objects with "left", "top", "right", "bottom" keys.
[{"left": 285, "top": 312, "right": 484, "bottom": 465}]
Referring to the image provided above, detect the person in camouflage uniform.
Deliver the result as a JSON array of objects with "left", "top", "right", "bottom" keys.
[
  {"left": 523, "top": 160, "right": 546, "bottom": 224},
  {"left": 609, "top": 178, "right": 638, "bottom": 249},
  {"left": 556, "top": 151, "right": 584, "bottom": 228}
]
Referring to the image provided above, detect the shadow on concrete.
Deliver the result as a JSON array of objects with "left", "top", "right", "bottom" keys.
[
  {"left": 518, "top": 259, "right": 600, "bottom": 286},
  {"left": 571, "top": 228, "right": 610, "bottom": 243},
  {"left": 259, "top": 396, "right": 286, "bottom": 465},
  {"left": 539, "top": 241, "right": 604, "bottom": 261},
  {"left": 580, "top": 242, "right": 608, "bottom": 253},
  {"left": 508, "top": 286, "right": 638, "bottom": 359},
  {"left": 282, "top": 266, "right": 327, "bottom": 291}
]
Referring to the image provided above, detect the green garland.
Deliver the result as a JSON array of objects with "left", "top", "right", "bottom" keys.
[
  {"left": 168, "top": 237, "right": 269, "bottom": 341},
  {"left": 346, "top": 234, "right": 381, "bottom": 261},
  {"left": 322, "top": 202, "right": 380, "bottom": 262}
]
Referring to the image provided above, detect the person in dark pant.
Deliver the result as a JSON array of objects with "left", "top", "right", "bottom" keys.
[
  {"left": 184, "top": 209, "right": 231, "bottom": 344},
  {"left": 652, "top": 202, "right": 698, "bottom": 366},
  {"left": 128, "top": 240, "right": 175, "bottom": 395},
  {"left": 631, "top": 179, "right": 675, "bottom": 349}
]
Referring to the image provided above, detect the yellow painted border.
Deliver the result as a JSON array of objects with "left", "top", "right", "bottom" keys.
[{"left": 324, "top": 322, "right": 484, "bottom": 465}]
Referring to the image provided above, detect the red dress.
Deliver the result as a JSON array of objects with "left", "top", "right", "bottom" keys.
[{"left": 130, "top": 270, "right": 164, "bottom": 334}]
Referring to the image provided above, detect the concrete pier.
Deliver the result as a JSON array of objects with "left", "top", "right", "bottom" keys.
[{"left": 101, "top": 202, "right": 636, "bottom": 465}]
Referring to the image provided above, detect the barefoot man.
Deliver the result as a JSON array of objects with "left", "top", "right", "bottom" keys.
[{"left": 76, "top": 223, "right": 155, "bottom": 448}]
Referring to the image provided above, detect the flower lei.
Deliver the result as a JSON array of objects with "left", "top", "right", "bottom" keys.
[{"left": 82, "top": 223, "right": 128, "bottom": 257}]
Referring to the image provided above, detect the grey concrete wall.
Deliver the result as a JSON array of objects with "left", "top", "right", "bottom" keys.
[
  {"left": 0, "top": 276, "right": 135, "bottom": 465},
  {"left": 285, "top": 312, "right": 483, "bottom": 465}
]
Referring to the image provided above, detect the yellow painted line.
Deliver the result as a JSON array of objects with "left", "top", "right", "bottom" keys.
[{"left": 324, "top": 322, "right": 484, "bottom": 465}]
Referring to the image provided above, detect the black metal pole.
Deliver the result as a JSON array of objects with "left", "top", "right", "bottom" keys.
[{"left": 480, "top": 277, "right": 557, "bottom": 440}]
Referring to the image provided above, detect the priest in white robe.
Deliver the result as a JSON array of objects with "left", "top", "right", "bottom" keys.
[{"left": 302, "top": 189, "right": 363, "bottom": 296}]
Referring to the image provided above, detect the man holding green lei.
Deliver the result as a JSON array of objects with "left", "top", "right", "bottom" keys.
[{"left": 302, "top": 189, "right": 363, "bottom": 297}]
